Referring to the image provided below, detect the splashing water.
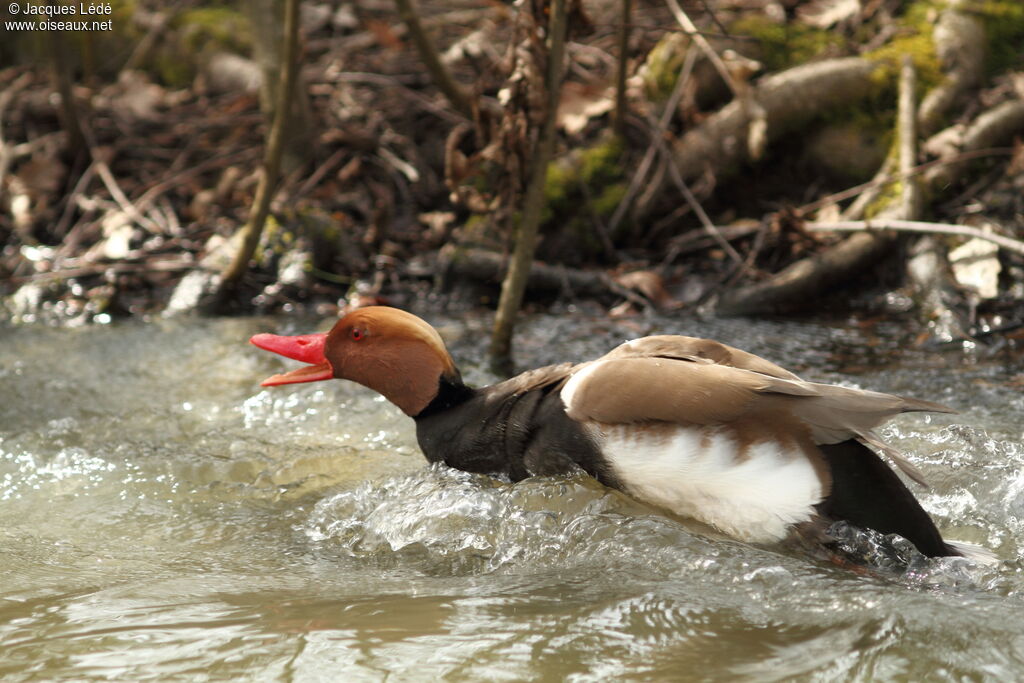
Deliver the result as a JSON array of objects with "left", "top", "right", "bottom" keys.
[{"left": 1, "top": 312, "right": 1023, "bottom": 680}]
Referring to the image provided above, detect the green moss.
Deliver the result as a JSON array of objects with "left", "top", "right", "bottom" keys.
[
  {"left": 579, "top": 137, "right": 624, "bottom": 186},
  {"left": 865, "top": 31, "right": 942, "bottom": 96},
  {"left": 253, "top": 215, "right": 282, "bottom": 267},
  {"left": 534, "top": 136, "right": 627, "bottom": 259},
  {"left": 855, "top": 1, "right": 944, "bottom": 134},
  {"left": 864, "top": 179, "right": 903, "bottom": 219},
  {"left": 592, "top": 183, "right": 628, "bottom": 217},
  {"left": 731, "top": 15, "right": 842, "bottom": 72},
  {"left": 177, "top": 7, "right": 250, "bottom": 55},
  {"left": 459, "top": 137, "right": 626, "bottom": 261},
  {"left": 640, "top": 34, "right": 688, "bottom": 102},
  {"left": 973, "top": 1, "right": 1024, "bottom": 74},
  {"left": 872, "top": 4, "right": 940, "bottom": 83},
  {"left": 153, "top": 54, "right": 193, "bottom": 88},
  {"left": 542, "top": 137, "right": 624, "bottom": 222},
  {"left": 150, "top": 5, "right": 251, "bottom": 86}
]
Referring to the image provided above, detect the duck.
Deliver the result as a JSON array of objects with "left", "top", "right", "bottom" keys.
[{"left": 250, "top": 305, "right": 973, "bottom": 559}]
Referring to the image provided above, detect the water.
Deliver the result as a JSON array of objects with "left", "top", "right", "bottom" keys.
[{"left": 1, "top": 311, "right": 1022, "bottom": 680}]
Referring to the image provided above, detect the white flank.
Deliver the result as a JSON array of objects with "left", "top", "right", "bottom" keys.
[{"left": 595, "top": 424, "right": 824, "bottom": 544}]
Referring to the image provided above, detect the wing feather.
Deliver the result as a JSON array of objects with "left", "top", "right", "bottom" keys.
[
  {"left": 603, "top": 335, "right": 803, "bottom": 380},
  {"left": 562, "top": 337, "right": 955, "bottom": 486}
]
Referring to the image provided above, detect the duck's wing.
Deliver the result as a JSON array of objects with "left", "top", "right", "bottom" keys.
[
  {"left": 562, "top": 337, "right": 955, "bottom": 486},
  {"left": 562, "top": 356, "right": 817, "bottom": 426},
  {"left": 601, "top": 335, "right": 803, "bottom": 380}
]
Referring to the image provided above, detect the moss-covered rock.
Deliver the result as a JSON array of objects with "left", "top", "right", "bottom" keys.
[
  {"left": 865, "top": 1, "right": 944, "bottom": 96},
  {"left": 730, "top": 15, "right": 843, "bottom": 72},
  {"left": 639, "top": 33, "right": 690, "bottom": 103},
  {"left": 539, "top": 136, "right": 626, "bottom": 262},
  {"left": 155, "top": 5, "right": 250, "bottom": 87},
  {"left": 974, "top": 0, "right": 1024, "bottom": 75}
]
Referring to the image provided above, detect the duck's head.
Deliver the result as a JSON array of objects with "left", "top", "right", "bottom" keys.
[{"left": 250, "top": 306, "right": 459, "bottom": 416}]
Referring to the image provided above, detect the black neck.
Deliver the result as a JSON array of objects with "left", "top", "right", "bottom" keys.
[{"left": 413, "top": 374, "right": 476, "bottom": 420}]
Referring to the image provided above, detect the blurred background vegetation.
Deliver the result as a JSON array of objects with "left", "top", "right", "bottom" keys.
[{"left": 1, "top": 0, "right": 1023, "bottom": 352}]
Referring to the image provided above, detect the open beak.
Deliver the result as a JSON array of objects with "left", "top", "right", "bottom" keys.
[{"left": 249, "top": 333, "right": 333, "bottom": 386}]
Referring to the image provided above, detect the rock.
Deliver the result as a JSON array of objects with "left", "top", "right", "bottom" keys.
[
  {"left": 950, "top": 233, "right": 1001, "bottom": 301},
  {"left": 202, "top": 52, "right": 262, "bottom": 94}
]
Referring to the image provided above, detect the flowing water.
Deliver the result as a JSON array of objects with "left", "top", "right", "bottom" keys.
[{"left": 1, "top": 309, "right": 1023, "bottom": 681}]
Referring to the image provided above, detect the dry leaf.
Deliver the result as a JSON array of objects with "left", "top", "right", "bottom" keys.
[
  {"left": 558, "top": 82, "right": 614, "bottom": 135},
  {"left": 614, "top": 270, "right": 674, "bottom": 307},
  {"left": 366, "top": 19, "right": 403, "bottom": 50},
  {"left": 798, "top": 0, "right": 861, "bottom": 29},
  {"left": 15, "top": 156, "right": 66, "bottom": 197}
]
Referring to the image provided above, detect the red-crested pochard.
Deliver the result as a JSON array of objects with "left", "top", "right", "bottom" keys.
[{"left": 251, "top": 306, "right": 975, "bottom": 559}]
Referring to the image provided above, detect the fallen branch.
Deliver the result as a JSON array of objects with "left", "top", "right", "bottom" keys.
[
  {"left": 439, "top": 246, "right": 619, "bottom": 298},
  {"left": 924, "top": 99, "right": 1024, "bottom": 189},
  {"left": 798, "top": 146, "right": 1014, "bottom": 218},
  {"left": 716, "top": 54, "right": 921, "bottom": 317},
  {"left": 714, "top": 231, "right": 895, "bottom": 316},
  {"left": 917, "top": 5, "right": 985, "bottom": 136},
  {"left": 11, "top": 258, "right": 198, "bottom": 285},
  {"left": 717, "top": 44, "right": 1024, "bottom": 317},
  {"left": 805, "top": 219, "right": 1024, "bottom": 257},
  {"left": 641, "top": 57, "right": 879, "bottom": 220}
]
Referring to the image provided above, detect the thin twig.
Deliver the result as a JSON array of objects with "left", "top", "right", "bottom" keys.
[
  {"left": 53, "top": 160, "right": 98, "bottom": 254},
  {"left": 804, "top": 220, "right": 1024, "bottom": 256},
  {"left": 613, "top": 0, "right": 632, "bottom": 136},
  {"left": 490, "top": 0, "right": 569, "bottom": 375},
  {"left": 295, "top": 148, "right": 347, "bottom": 198},
  {"left": 647, "top": 130, "right": 744, "bottom": 266},
  {"left": 132, "top": 149, "right": 255, "bottom": 213},
  {"left": 10, "top": 258, "right": 199, "bottom": 285},
  {"left": 121, "top": 12, "right": 169, "bottom": 72},
  {"left": 660, "top": 222, "right": 760, "bottom": 265},
  {"left": 80, "top": 123, "right": 165, "bottom": 234},
  {"left": 608, "top": 46, "right": 697, "bottom": 237},
  {"left": 663, "top": 0, "right": 741, "bottom": 98},
  {"left": 798, "top": 147, "right": 1015, "bottom": 216},
  {"left": 216, "top": 0, "right": 300, "bottom": 293},
  {"left": 333, "top": 72, "right": 468, "bottom": 124},
  {"left": 394, "top": 0, "right": 474, "bottom": 119},
  {"left": 93, "top": 153, "right": 164, "bottom": 234},
  {"left": 897, "top": 56, "right": 919, "bottom": 219}
]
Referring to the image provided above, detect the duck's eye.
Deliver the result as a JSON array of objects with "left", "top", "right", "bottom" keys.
[{"left": 351, "top": 328, "right": 365, "bottom": 341}]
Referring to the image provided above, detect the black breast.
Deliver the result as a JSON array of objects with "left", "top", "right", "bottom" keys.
[{"left": 413, "top": 377, "right": 615, "bottom": 485}]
